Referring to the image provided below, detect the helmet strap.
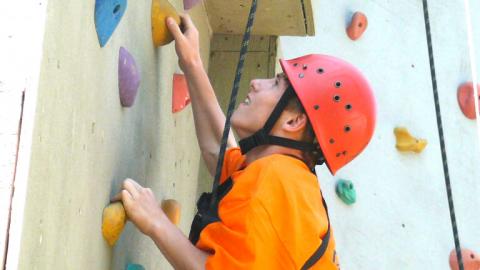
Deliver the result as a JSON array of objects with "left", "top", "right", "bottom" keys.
[{"left": 239, "top": 86, "right": 320, "bottom": 158}]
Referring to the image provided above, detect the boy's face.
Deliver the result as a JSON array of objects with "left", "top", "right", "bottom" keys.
[{"left": 231, "top": 74, "right": 290, "bottom": 139}]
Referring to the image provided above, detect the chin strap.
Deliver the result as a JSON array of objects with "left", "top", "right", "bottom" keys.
[{"left": 239, "top": 86, "right": 325, "bottom": 167}]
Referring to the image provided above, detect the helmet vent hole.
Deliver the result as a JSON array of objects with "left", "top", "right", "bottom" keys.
[
  {"left": 313, "top": 105, "right": 320, "bottom": 110},
  {"left": 299, "top": 73, "right": 304, "bottom": 78},
  {"left": 344, "top": 125, "right": 351, "bottom": 132},
  {"left": 317, "top": 68, "right": 324, "bottom": 74},
  {"left": 342, "top": 151, "right": 347, "bottom": 156},
  {"left": 329, "top": 138, "right": 335, "bottom": 144},
  {"left": 336, "top": 153, "right": 341, "bottom": 157},
  {"left": 293, "top": 63, "right": 298, "bottom": 67},
  {"left": 345, "top": 104, "right": 352, "bottom": 110},
  {"left": 335, "top": 81, "right": 342, "bottom": 88},
  {"left": 303, "top": 64, "right": 308, "bottom": 70},
  {"left": 333, "top": 95, "right": 341, "bottom": 102}
]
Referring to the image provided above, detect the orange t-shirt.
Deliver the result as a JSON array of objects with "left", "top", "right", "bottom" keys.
[{"left": 196, "top": 147, "right": 339, "bottom": 269}]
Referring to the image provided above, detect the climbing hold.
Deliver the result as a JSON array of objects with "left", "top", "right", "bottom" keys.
[
  {"left": 335, "top": 179, "right": 356, "bottom": 205},
  {"left": 457, "top": 82, "right": 480, "bottom": 119},
  {"left": 151, "top": 0, "right": 181, "bottom": 47},
  {"left": 126, "top": 264, "right": 145, "bottom": 270},
  {"left": 172, "top": 74, "right": 191, "bottom": 113},
  {"left": 94, "top": 0, "right": 127, "bottom": 47},
  {"left": 102, "top": 202, "right": 126, "bottom": 246},
  {"left": 449, "top": 249, "right": 480, "bottom": 270},
  {"left": 161, "top": 199, "right": 181, "bottom": 225},
  {"left": 119, "top": 47, "right": 141, "bottom": 107},
  {"left": 183, "top": 0, "right": 201, "bottom": 10},
  {"left": 346, "top": 12, "right": 368, "bottom": 41},
  {"left": 394, "top": 127, "right": 427, "bottom": 153}
]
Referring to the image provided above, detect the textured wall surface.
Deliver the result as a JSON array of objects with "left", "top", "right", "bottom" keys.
[
  {"left": 280, "top": 0, "right": 480, "bottom": 269},
  {"left": 11, "top": 1, "right": 211, "bottom": 269}
]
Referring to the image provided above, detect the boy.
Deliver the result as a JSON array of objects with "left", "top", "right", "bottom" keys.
[{"left": 113, "top": 14, "right": 375, "bottom": 269}]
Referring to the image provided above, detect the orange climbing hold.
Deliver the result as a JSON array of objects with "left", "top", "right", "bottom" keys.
[
  {"left": 172, "top": 74, "right": 191, "bottom": 113},
  {"left": 449, "top": 249, "right": 480, "bottom": 270},
  {"left": 102, "top": 202, "right": 126, "bottom": 246},
  {"left": 151, "top": 0, "right": 181, "bottom": 47},
  {"left": 457, "top": 82, "right": 480, "bottom": 119},
  {"left": 347, "top": 12, "right": 368, "bottom": 41},
  {"left": 394, "top": 127, "right": 427, "bottom": 153},
  {"left": 161, "top": 199, "right": 181, "bottom": 225}
]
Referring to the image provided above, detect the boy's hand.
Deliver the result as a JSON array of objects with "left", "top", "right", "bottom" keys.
[
  {"left": 111, "top": 178, "right": 168, "bottom": 237},
  {"left": 167, "top": 14, "right": 202, "bottom": 72}
]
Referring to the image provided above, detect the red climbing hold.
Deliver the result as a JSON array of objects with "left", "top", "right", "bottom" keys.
[
  {"left": 183, "top": 0, "right": 201, "bottom": 10},
  {"left": 118, "top": 47, "right": 141, "bottom": 107},
  {"left": 347, "top": 12, "right": 368, "bottom": 41},
  {"left": 457, "top": 82, "right": 480, "bottom": 119},
  {"left": 172, "top": 74, "right": 191, "bottom": 113},
  {"left": 449, "top": 249, "right": 480, "bottom": 270}
]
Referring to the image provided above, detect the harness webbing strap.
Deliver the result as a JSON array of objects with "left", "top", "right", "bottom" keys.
[
  {"left": 238, "top": 86, "right": 317, "bottom": 154},
  {"left": 301, "top": 193, "right": 331, "bottom": 270},
  {"left": 209, "top": 0, "right": 258, "bottom": 208},
  {"left": 422, "top": 1, "right": 464, "bottom": 269},
  {"left": 263, "top": 85, "right": 295, "bottom": 132}
]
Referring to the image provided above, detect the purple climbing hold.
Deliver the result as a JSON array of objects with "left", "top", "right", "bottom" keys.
[
  {"left": 118, "top": 47, "right": 141, "bottom": 107},
  {"left": 183, "top": 0, "right": 201, "bottom": 10}
]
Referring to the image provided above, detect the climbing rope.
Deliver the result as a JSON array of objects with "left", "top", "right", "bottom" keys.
[
  {"left": 209, "top": 0, "right": 258, "bottom": 208},
  {"left": 421, "top": 1, "right": 464, "bottom": 269}
]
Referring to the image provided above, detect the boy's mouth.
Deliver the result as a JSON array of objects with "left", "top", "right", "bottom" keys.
[{"left": 243, "top": 95, "right": 251, "bottom": 105}]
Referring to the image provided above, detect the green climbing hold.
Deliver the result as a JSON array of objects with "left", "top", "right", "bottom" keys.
[
  {"left": 335, "top": 179, "right": 356, "bottom": 205},
  {"left": 126, "top": 264, "right": 145, "bottom": 270}
]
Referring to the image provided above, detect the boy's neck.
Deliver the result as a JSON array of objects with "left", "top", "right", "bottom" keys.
[{"left": 244, "top": 145, "right": 304, "bottom": 166}]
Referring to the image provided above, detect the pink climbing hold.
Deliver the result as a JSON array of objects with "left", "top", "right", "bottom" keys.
[
  {"left": 118, "top": 47, "right": 141, "bottom": 107},
  {"left": 449, "top": 249, "right": 480, "bottom": 270},
  {"left": 347, "top": 12, "right": 368, "bottom": 41},
  {"left": 183, "top": 0, "right": 201, "bottom": 10},
  {"left": 457, "top": 82, "right": 480, "bottom": 119},
  {"left": 172, "top": 74, "right": 191, "bottom": 113}
]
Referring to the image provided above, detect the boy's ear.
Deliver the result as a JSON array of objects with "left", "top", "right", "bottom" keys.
[{"left": 282, "top": 112, "right": 307, "bottom": 133}]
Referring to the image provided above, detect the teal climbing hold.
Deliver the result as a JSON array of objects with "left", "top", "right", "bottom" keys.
[
  {"left": 335, "top": 179, "right": 356, "bottom": 205},
  {"left": 94, "top": 0, "right": 127, "bottom": 47},
  {"left": 126, "top": 264, "right": 145, "bottom": 270}
]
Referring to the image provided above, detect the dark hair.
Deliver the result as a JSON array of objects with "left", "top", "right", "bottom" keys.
[{"left": 277, "top": 73, "right": 324, "bottom": 168}]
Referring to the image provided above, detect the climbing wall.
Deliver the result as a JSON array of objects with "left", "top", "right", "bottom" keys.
[
  {"left": 5, "top": 0, "right": 212, "bottom": 269},
  {"left": 5, "top": 0, "right": 479, "bottom": 269},
  {"left": 280, "top": 0, "right": 480, "bottom": 269}
]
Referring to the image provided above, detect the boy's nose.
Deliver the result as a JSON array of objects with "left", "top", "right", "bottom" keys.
[{"left": 249, "top": 79, "right": 260, "bottom": 92}]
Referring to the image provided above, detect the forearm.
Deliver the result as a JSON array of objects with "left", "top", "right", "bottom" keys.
[
  {"left": 149, "top": 215, "right": 209, "bottom": 270},
  {"left": 184, "top": 60, "right": 237, "bottom": 174}
]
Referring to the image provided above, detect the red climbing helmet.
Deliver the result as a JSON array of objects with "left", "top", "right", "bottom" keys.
[{"left": 280, "top": 54, "right": 376, "bottom": 175}]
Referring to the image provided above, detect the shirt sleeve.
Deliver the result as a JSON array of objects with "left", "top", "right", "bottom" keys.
[{"left": 219, "top": 147, "right": 245, "bottom": 184}]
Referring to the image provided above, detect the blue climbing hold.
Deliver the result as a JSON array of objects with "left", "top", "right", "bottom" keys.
[
  {"left": 126, "top": 264, "right": 145, "bottom": 270},
  {"left": 94, "top": 0, "right": 127, "bottom": 47}
]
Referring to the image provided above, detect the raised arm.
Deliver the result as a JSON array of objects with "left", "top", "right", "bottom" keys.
[{"left": 167, "top": 15, "right": 237, "bottom": 176}]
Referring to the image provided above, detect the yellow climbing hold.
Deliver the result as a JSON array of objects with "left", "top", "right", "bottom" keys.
[
  {"left": 151, "top": 0, "right": 181, "bottom": 47},
  {"left": 161, "top": 199, "right": 181, "bottom": 225},
  {"left": 394, "top": 127, "right": 427, "bottom": 153},
  {"left": 102, "top": 202, "right": 126, "bottom": 246}
]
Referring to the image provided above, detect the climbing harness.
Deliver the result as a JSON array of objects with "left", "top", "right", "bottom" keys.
[{"left": 422, "top": 1, "right": 464, "bottom": 269}]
